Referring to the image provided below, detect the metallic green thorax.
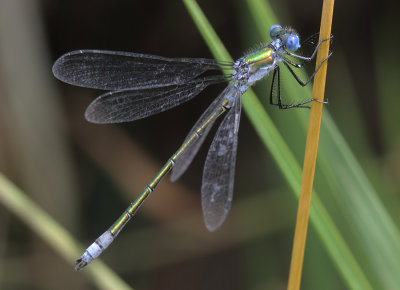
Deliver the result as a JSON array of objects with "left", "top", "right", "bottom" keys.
[{"left": 244, "top": 46, "right": 274, "bottom": 70}]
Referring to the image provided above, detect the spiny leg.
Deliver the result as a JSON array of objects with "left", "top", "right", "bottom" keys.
[
  {"left": 269, "top": 67, "right": 327, "bottom": 109},
  {"left": 282, "top": 33, "right": 329, "bottom": 69},
  {"left": 276, "top": 98, "right": 326, "bottom": 109},
  {"left": 299, "top": 33, "right": 334, "bottom": 59},
  {"left": 269, "top": 67, "right": 280, "bottom": 107},
  {"left": 284, "top": 36, "right": 333, "bottom": 62},
  {"left": 283, "top": 48, "right": 332, "bottom": 69},
  {"left": 282, "top": 52, "right": 331, "bottom": 87},
  {"left": 280, "top": 35, "right": 333, "bottom": 87}
]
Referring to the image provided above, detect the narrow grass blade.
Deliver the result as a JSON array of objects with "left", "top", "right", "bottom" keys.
[
  {"left": 183, "top": 0, "right": 373, "bottom": 289},
  {"left": 247, "top": 0, "right": 400, "bottom": 289},
  {"left": 0, "top": 173, "right": 132, "bottom": 290}
]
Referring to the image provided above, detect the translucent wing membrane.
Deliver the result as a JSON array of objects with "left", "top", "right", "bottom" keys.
[
  {"left": 170, "top": 84, "right": 234, "bottom": 181},
  {"left": 52, "top": 50, "right": 227, "bottom": 90},
  {"left": 201, "top": 96, "right": 241, "bottom": 231},
  {"left": 85, "top": 75, "right": 226, "bottom": 124}
]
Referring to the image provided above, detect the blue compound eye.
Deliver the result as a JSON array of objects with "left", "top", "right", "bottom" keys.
[
  {"left": 269, "top": 24, "right": 282, "bottom": 39},
  {"left": 286, "top": 34, "right": 300, "bottom": 51}
]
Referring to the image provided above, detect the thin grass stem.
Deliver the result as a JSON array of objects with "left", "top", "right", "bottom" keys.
[{"left": 287, "top": 1, "right": 335, "bottom": 289}]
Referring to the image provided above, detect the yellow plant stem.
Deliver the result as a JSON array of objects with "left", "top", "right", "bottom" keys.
[{"left": 287, "top": 0, "right": 334, "bottom": 289}]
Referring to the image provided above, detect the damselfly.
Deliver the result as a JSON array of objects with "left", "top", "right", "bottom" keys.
[{"left": 53, "top": 25, "right": 331, "bottom": 270}]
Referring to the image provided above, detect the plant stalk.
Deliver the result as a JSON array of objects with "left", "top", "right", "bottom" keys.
[{"left": 287, "top": 0, "right": 335, "bottom": 289}]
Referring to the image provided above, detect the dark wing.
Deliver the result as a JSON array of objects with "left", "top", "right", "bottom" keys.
[
  {"left": 52, "top": 50, "right": 226, "bottom": 90},
  {"left": 85, "top": 76, "right": 225, "bottom": 124}
]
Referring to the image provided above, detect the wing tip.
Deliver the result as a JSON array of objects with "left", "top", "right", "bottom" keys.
[
  {"left": 84, "top": 103, "right": 106, "bottom": 124},
  {"left": 52, "top": 50, "right": 82, "bottom": 82},
  {"left": 204, "top": 213, "right": 226, "bottom": 232},
  {"left": 52, "top": 57, "right": 64, "bottom": 81}
]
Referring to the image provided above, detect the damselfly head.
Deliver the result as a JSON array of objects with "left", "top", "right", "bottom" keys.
[{"left": 269, "top": 24, "right": 300, "bottom": 52}]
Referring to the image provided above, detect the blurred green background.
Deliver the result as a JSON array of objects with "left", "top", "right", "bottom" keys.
[{"left": 0, "top": 0, "right": 399, "bottom": 289}]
